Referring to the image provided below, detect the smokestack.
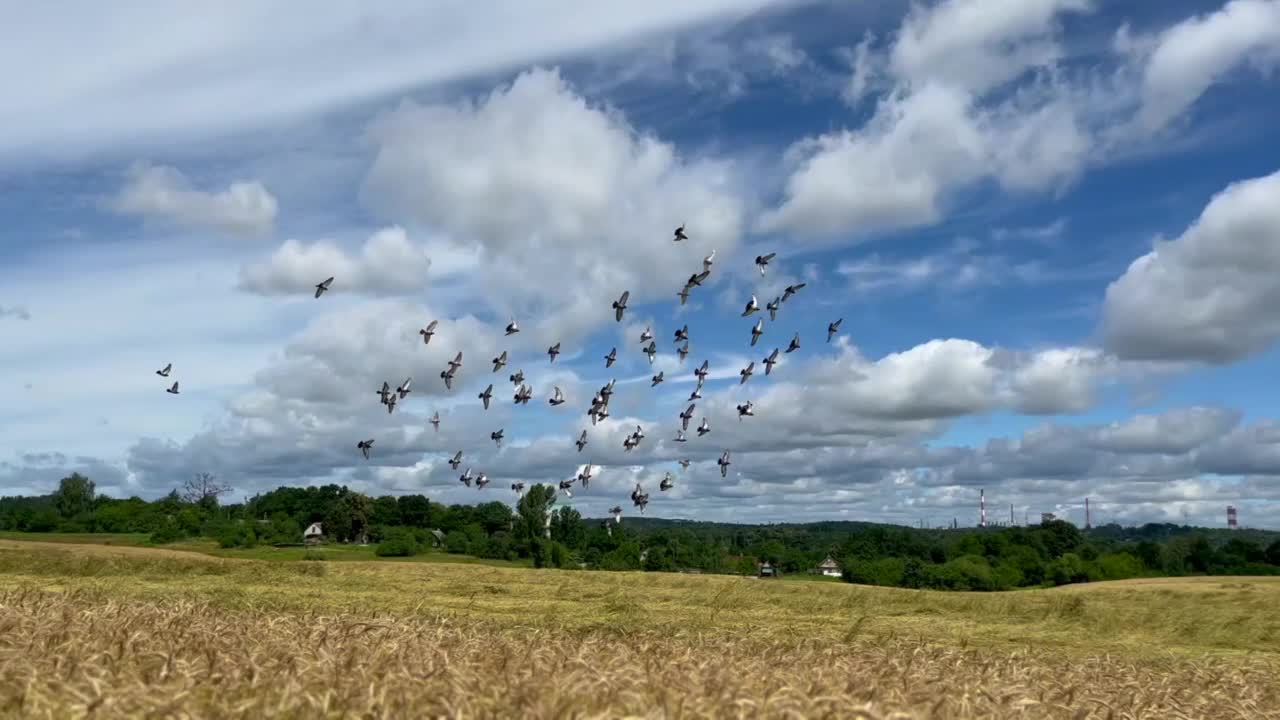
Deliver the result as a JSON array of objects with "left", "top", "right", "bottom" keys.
[
  {"left": 1227, "top": 505, "right": 1238, "bottom": 530},
  {"left": 1010, "top": 504, "right": 1015, "bottom": 526},
  {"left": 1085, "top": 497, "right": 1091, "bottom": 529},
  {"left": 980, "top": 488, "right": 987, "bottom": 528}
]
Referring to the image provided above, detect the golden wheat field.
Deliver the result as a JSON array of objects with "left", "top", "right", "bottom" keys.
[{"left": 1, "top": 540, "right": 1278, "bottom": 719}]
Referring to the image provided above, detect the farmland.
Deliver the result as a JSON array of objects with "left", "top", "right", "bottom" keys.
[{"left": 1, "top": 540, "right": 1278, "bottom": 718}]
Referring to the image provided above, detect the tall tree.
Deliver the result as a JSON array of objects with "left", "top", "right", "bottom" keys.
[
  {"left": 515, "top": 484, "right": 556, "bottom": 548},
  {"left": 52, "top": 473, "right": 95, "bottom": 518},
  {"left": 182, "top": 472, "right": 232, "bottom": 509}
]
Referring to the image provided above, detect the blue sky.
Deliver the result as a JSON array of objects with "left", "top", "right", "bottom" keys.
[{"left": 3, "top": 0, "right": 1280, "bottom": 529}]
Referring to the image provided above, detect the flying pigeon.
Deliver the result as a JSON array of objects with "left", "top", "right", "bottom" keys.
[
  {"left": 515, "top": 384, "right": 533, "bottom": 404},
  {"left": 766, "top": 297, "right": 781, "bottom": 321},
  {"left": 156, "top": 363, "right": 171, "bottom": 377},
  {"left": 602, "top": 519, "right": 613, "bottom": 536},
  {"left": 357, "top": 439, "right": 374, "bottom": 460},
  {"left": 314, "top": 276, "right": 334, "bottom": 298},
  {"left": 651, "top": 371, "right": 664, "bottom": 387},
  {"left": 674, "top": 429, "right": 687, "bottom": 442},
  {"left": 429, "top": 411, "right": 440, "bottom": 432},
  {"left": 697, "top": 418, "right": 710, "bottom": 437},
  {"left": 492, "top": 351, "right": 507, "bottom": 373},
  {"left": 677, "top": 286, "right": 691, "bottom": 306},
  {"left": 447, "top": 352, "right": 463, "bottom": 372},
  {"left": 750, "top": 319, "right": 764, "bottom": 347},
  {"left": 755, "top": 252, "right": 776, "bottom": 276},
  {"left": 718, "top": 450, "right": 731, "bottom": 478},
  {"left": 678, "top": 459, "right": 691, "bottom": 470},
  {"left": 479, "top": 383, "right": 493, "bottom": 410},
  {"left": 491, "top": 429, "right": 504, "bottom": 447},
  {"left": 688, "top": 385, "right": 702, "bottom": 401},
  {"left": 385, "top": 393, "right": 397, "bottom": 414},
  {"left": 577, "top": 464, "right": 594, "bottom": 488},
  {"left": 558, "top": 479, "right": 575, "bottom": 497},
  {"left": 605, "top": 347, "right": 617, "bottom": 368},
  {"left": 660, "top": 473, "right": 675, "bottom": 492},
  {"left": 782, "top": 283, "right": 807, "bottom": 302},
  {"left": 459, "top": 468, "right": 473, "bottom": 488},
  {"left": 763, "top": 348, "right": 780, "bottom": 375},
  {"left": 623, "top": 435, "right": 637, "bottom": 452},
  {"left": 680, "top": 403, "right": 696, "bottom": 431},
  {"left": 511, "top": 482, "right": 525, "bottom": 496},
  {"left": 576, "top": 429, "right": 588, "bottom": 452},
  {"left": 610, "top": 506, "right": 624, "bottom": 524},
  {"left": 613, "top": 291, "right": 630, "bottom": 322},
  {"left": 688, "top": 269, "right": 711, "bottom": 287},
  {"left": 632, "top": 424, "right": 645, "bottom": 441},
  {"left": 694, "top": 360, "right": 709, "bottom": 382},
  {"left": 547, "top": 342, "right": 561, "bottom": 363},
  {"left": 419, "top": 320, "right": 438, "bottom": 345},
  {"left": 674, "top": 224, "right": 688, "bottom": 242},
  {"left": 827, "top": 319, "right": 843, "bottom": 343},
  {"left": 737, "top": 401, "right": 754, "bottom": 420},
  {"left": 674, "top": 325, "right": 689, "bottom": 343},
  {"left": 549, "top": 386, "right": 565, "bottom": 406},
  {"left": 703, "top": 250, "right": 715, "bottom": 273},
  {"left": 448, "top": 451, "right": 463, "bottom": 470},
  {"left": 440, "top": 369, "right": 456, "bottom": 390},
  {"left": 509, "top": 369, "right": 525, "bottom": 386},
  {"left": 786, "top": 332, "right": 801, "bottom": 353},
  {"left": 377, "top": 381, "right": 392, "bottom": 405},
  {"left": 601, "top": 378, "right": 616, "bottom": 400},
  {"left": 742, "top": 295, "right": 760, "bottom": 317},
  {"left": 166, "top": 381, "right": 180, "bottom": 395},
  {"left": 739, "top": 362, "right": 754, "bottom": 384},
  {"left": 396, "top": 377, "right": 412, "bottom": 399},
  {"left": 505, "top": 319, "right": 520, "bottom": 335},
  {"left": 677, "top": 342, "right": 689, "bottom": 362},
  {"left": 475, "top": 473, "right": 490, "bottom": 490},
  {"left": 643, "top": 340, "right": 657, "bottom": 364},
  {"left": 640, "top": 326, "right": 653, "bottom": 344}
]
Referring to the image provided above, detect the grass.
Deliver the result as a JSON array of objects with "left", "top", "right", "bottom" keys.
[{"left": 1, "top": 540, "right": 1278, "bottom": 718}]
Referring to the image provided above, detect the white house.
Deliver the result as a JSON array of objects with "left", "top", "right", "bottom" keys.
[
  {"left": 814, "top": 556, "right": 841, "bottom": 577},
  {"left": 303, "top": 522, "right": 323, "bottom": 546}
]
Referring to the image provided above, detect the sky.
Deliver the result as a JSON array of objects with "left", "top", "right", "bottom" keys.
[{"left": 3, "top": 0, "right": 1280, "bottom": 529}]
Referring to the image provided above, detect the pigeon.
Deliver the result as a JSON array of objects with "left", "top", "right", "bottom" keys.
[
  {"left": 827, "top": 319, "right": 843, "bottom": 343},
  {"left": 558, "top": 479, "right": 575, "bottom": 497},
  {"left": 515, "top": 384, "right": 532, "bottom": 405},
  {"left": 786, "top": 332, "right": 801, "bottom": 353},
  {"left": 660, "top": 473, "right": 675, "bottom": 491},
  {"left": 766, "top": 297, "right": 781, "bottom": 321},
  {"left": 697, "top": 418, "right": 710, "bottom": 437},
  {"left": 674, "top": 429, "right": 687, "bottom": 442},
  {"left": 479, "top": 383, "right": 493, "bottom": 410},
  {"left": 687, "top": 269, "right": 711, "bottom": 287},
  {"left": 602, "top": 519, "right": 613, "bottom": 536},
  {"left": 509, "top": 369, "right": 525, "bottom": 386},
  {"left": 674, "top": 224, "right": 688, "bottom": 242},
  {"left": 632, "top": 424, "right": 645, "bottom": 441},
  {"left": 475, "top": 473, "right": 490, "bottom": 490},
  {"left": 763, "top": 348, "right": 780, "bottom": 375},
  {"left": 623, "top": 434, "right": 637, "bottom": 452},
  {"left": 688, "top": 385, "right": 702, "bottom": 401},
  {"left": 429, "top": 411, "right": 440, "bottom": 432},
  {"left": 314, "top": 276, "right": 334, "bottom": 298},
  {"left": 385, "top": 393, "right": 397, "bottom": 414},
  {"left": 156, "top": 363, "right": 172, "bottom": 377},
  {"left": 677, "top": 342, "right": 690, "bottom": 362},
  {"left": 491, "top": 429, "right": 504, "bottom": 448},
  {"left": 396, "top": 377, "right": 412, "bottom": 399},
  {"left": 694, "top": 360, "right": 710, "bottom": 382},
  {"left": 703, "top": 250, "right": 716, "bottom": 273},
  {"left": 459, "top": 468, "right": 473, "bottom": 488},
  {"left": 678, "top": 458, "right": 691, "bottom": 470},
  {"left": 718, "top": 450, "right": 731, "bottom": 478},
  {"left": 377, "top": 381, "right": 392, "bottom": 405},
  {"left": 651, "top": 371, "right": 664, "bottom": 387},
  {"left": 742, "top": 295, "right": 759, "bottom": 317},
  {"left": 634, "top": 492, "right": 650, "bottom": 514},
  {"left": 549, "top": 386, "right": 565, "bottom": 406},
  {"left": 680, "top": 403, "right": 696, "bottom": 431},
  {"left": 448, "top": 451, "right": 463, "bottom": 470},
  {"left": 737, "top": 401, "right": 754, "bottom": 420},
  {"left": 640, "top": 326, "right": 653, "bottom": 344},
  {"left": 677, "top": 286, "right": 691, "bottom": 306},
  {"left": 576, "top": 429, "right": 588, "bottom": 452},
  {"left": 447, "top": 352, "right": 464, "bottom": 372},
  {"left": 782, "top": 283, "right": 807, "bottom": 302},
  {"left": 674, "top": 325, "right": 688, "bottom": 343},
  {"left": 357, "top": 439, "right": 374, "bottom": 460},
  {"left": 739, "top": 362, "right": 754, "bottom": 384},
  {"left": 610, "top": 506, "right": 624, "bottom": 524},
  {"left": 577, "top": 464, "right": 594, "bottom": 488},
  {"left": 166, "top": 381, "right": 180, "bottom": 395},
  {"left": 505, "top": 319, "right": 520, "bottom": 335},
  {"left": 755, "top": 252, "right": 776, "bottom": 276},
  {"left": 419, "top": 320, "right": 438, "bottom": 345},
  {"left": 547, "top": 342, "right": 561, "bottom": 363},
  {"left": 613, "top": 291, "right": 630, "bottom": 322},
  {"left": 750, "top": 319, "right": 763, "bottom": 347},
  {"left": 605, "top": 347, "right": 617, "bottom": 368},
  {"left": 440, "top": 369, "right": 456, "bottom": 390},
  {"left": 511, "top": 482, "right": 525, "bottom": 496},
  {"left": 643, "top": 340, "right": 657, "bottom": 364},
  {"left": 601, "top": 378, "right": 616, "bottom": 400},
  {"left": 492, "top": 351, "right": 507, "bottom": 373}
]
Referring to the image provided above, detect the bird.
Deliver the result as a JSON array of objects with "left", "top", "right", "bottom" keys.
[
  {"left": 396, "top": 377, "right": 412, "bottom": 399},
  {"left": 547, "top": 342, "right": 561, "bottom": 363},
  {"left": 674, "top": 429, "right": 687, "bottom": 442},
  {"left": 492, "top": 351, "right": 507, "bottom": 373},
  {"left": 677, "top": 342, "right": 690, "bottom": 362},
  {"left": 447, "top": 352, "right": 463, "bottom": 372},
  {"left": 515, "top": 384, "right": 533, "bottom": 405},
  {"left": 694, "top": 360, "right": 709, "bottom": 382},
  {"left": 505, "top": 318, "right": 520, "bottom": 335},
  {"left": 613, "top": 291, "right": 630, "bottom": 322},
  {"left": 357, "top": 439, "right": 374, "bottom": 460},
  {"left": 742, "top": 295, "right": 759, "bottom": 317},
  {"left": 511, "top": 482, "right": 525, "bottom": 496},
  {"left": 314, "top": 276, "right": 334, "bottom": 298},
  {"left": 385, "top": 393, "right": 397, "bottom": 413},
  {"left": 755, "top": 252, "right": 776, "bottom": 276},
  {"left": 166, "top": 381, "right": 180, "bottom": 395},
  {"left": 640, "top": 326, "right": 653, "bottom": 344},
  {"left": 491, "top": 429, "right": 504, "bottom": 447},
  {"left": 602, "top": 519, "right": 613, "bottom": 536},
  {"left": 475, "top": 473, "right": 490, "bottom": 490},
  {"left": 643, "top": 340, "right": 657, "bottom": 364},
  {"left": 601, "top": 378, "right": 617, "bottom": 400},
  {"left": 558, "top": 479, "right": 575, "bottom": 497},
  {"left": 688, "top": 385, "right": 702, "bottom": 401},
  {"left": 479, "top": 383, "right": 493, "bottom": 410},
  {"left": 429, "top": 411, "right": 440, "bottom": 432},
  {"left": 576, "top": 430, "right": 588, "bottom": 452},
  {"left": 674, "top": 324, "right": 689, "bottom": 343},
  {"left": 549, "top": 386, "right": 565, "bottom": 406},
  {"left": 577, "top": 464, "right": 594, "bottom": 489},
  {"left": 718, "top": 450, "right": 732, "bottom": 477},
  {"left": 782, "top": 283, "right": 807, "bottom": 302},
  {"left": 697, "top": 418, "right": 710, "bottom": 437},
  {"left": 750, "top": 319, "right": 764, "bottom": 346},
  {"left": 509, "top": 369, "right": 525, "bottom": 386},
  {"left": 604, "top": 347, "right": 617, "bottom": 368},
  {"left": 459, "top": 468, "right": 473, "bottom": 487},
  {"left": 632, "top": 424, "right": 645, "bottom": 441},
  {"left": 786, "top": 332, "right": 800, "bottom": 353},
  {"left": 419, "top": 320, "right": 438, "bottom": 345},
  {"left": 660, "top": 473, "right": 675, "bottom": 491},
  {"left": 441, "top": 369, "right": 456, "bottom": 390},
  {"left": 674, "top": 224, "right": 688, "bottom": 242},
  {"left": 763, "top": 348, "right": 780, "bottom": 375},
  {"left": 766, "top": 297, "right": 781, "bottom": 321},
  {"left": 827, "top": 319, "right": 843, "bottom": 343},
  {"left": 680, "top": 403, "right": 696, "bottom": 431},
  {"left": 377, "top": 381, "right": 392, "bottom": 405},
  {"left": 688, "top": 269, "right": 711, "bottom": 287},
  {"left": 739, "top": 362, "right": 754, "bottom": 384},
  {"left": 651, "top": 371, "right": 664, "bottom": 387},
  {"left": 703, "top": 250, "right": 715, "bottom": 273},
  {"left": 449, "top": 451, "right": 463, "bottom": 470},
  {"left": 610, "top": 505, "right": 624, "bottom": 524},
  {"left": 677, "top": 286, "right": 691, "bottom": 306},
  {"left": 737, "top": 402, "right": 754, "bottom": 420},
  {"left": 622, "top": 434, "right": 637, "bottom": 452},
  {"left": 678, "top": 459, "right": 691, "bottom": 470},
  {"left": 155, "top": 363, "right": 172, "bottom": 377}
]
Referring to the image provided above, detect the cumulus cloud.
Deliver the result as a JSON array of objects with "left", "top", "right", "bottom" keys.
[
  {"left": 1101, "top": 169, "right": 1280, "bottom": 363},
  {"left": 107, "top": 162, "right": 278, "bottom": 238},
  {"left": 237, "top": 226, "right": 433, "bottom": 297}
]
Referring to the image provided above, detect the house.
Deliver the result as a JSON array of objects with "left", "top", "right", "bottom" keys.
[
  {"left": 303, "top": 522, "right": 323, "bottom": 546},
  {"left": 814, "top": 556, "right": 841, "bottom": 577},
  {"left": 430, "top": 529, "right": 446, "bottom": 548},
  {"left": 757, "top": 561, "right": 777, "bottom": 578}
]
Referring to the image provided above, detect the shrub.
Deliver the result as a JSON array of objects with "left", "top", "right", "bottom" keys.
[{"left": 375, "top": 529, "right": 419, "bottom": 557}]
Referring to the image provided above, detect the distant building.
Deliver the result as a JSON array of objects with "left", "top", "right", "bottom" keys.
[
  {"left": 757, "top": 560, "right": 777, "bottom": 578},
  {"left": 430, "top": 529, "right": 446, "bottom": 548},
  {"left": 813, "top": 556, "right": 841, "bottom": 578},
  {"left": 303, "top": 522, "right": 323, "bottom": 546}
]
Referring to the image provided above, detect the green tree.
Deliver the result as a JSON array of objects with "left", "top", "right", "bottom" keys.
[
  {"left": 52, "top": 473, "right": 95, "bottom": 519},
  {"left": 549, "top": 505, "right": 584, "bottom": 548},
  {"left": 398, "top": 494, "right": 431, "bottom": 528},
  {"left": 515, "top": 484, "right": 555, "bottom": 555}
]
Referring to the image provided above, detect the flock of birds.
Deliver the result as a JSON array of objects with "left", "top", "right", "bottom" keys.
[{"left": 155, "top": 225, "right": 842, "bottom": 534}]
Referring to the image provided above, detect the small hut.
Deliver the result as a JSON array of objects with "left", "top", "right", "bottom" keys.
[
  {"left": 814, "top": 556, "right": 841, "bottom": 577},
  {"left": 303, "top": 522, "right": 324, "bottom": 546},
  {"left": 757, "top": 561, "right": 777, "bottom": 578},
  {"left": 430, "top": 529, "right": 446, "bottom": 548}
]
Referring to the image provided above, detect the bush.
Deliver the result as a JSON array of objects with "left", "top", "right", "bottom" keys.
[
  {"left": 375, "top": 530, "right": 419, "bottom": 557},
  {"left": 148, "top": 521, "right": 185, "bottom": 545}
]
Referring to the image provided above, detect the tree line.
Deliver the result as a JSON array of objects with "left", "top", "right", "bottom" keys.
[{"left": 3, "top": 473, "right": 1279, "bottom": 589}]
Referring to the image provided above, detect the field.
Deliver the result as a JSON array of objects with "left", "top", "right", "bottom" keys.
[{"left": 1, "top": 539, "right": 1278, "bottom": 718}]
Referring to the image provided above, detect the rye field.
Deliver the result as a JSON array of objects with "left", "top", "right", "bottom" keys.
[{"left": 1, "top": 539, "right": 1277, "bottom": 719}]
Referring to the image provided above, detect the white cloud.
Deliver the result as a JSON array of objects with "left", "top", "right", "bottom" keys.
[
  {"left": 237, "top": 226, "right": 433, "bottom": 297},
  {"left": 107, "top": 162, "right": 278, "bottom": 238},
  {"left": 0, "top": 305, "right": 31, "bottom": 321},
  {"left": 1093, "top": 406, "right": 1241, "bottom": 455},
  {"left": 1101, "top": 169, "right": 1280, "bottom": 363}
]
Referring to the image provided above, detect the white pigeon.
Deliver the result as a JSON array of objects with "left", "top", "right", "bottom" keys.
[{"left": 549, "top": 386, "right": 565, "bottom": 406}]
